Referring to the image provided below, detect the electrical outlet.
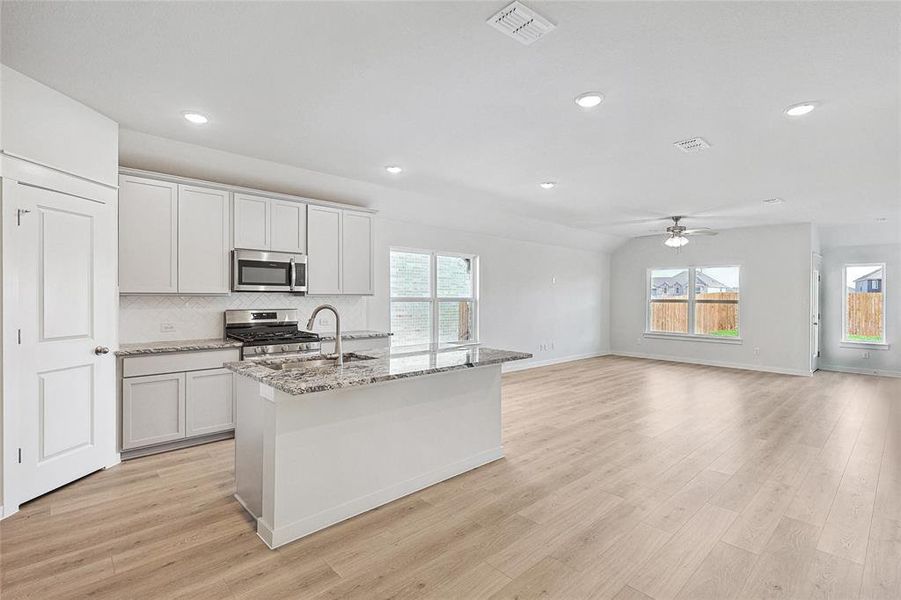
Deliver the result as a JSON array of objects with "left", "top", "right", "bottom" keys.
[
  {"left": 550, "top": 342, "right": 555, "bottom": 350},
  {"left": 862, "top": 351, "right": 870, "bottom": 359},
  {"left": 160, "top": 322, "right": 176, "bottom": 333},
  {"left": 753, "top": 347, "right": 760, "bottom": 356},
  {"left": 318, "top": 317, "right": 332, "bottom": 327}
]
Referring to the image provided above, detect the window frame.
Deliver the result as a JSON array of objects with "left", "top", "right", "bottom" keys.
[
  {"left": 389, "top": 247, "right": 479, "bottom": 347},
  {"left": 645, "top": 265, "right": 742, "bottom": 343},
  {"left": 841, "top": 262, "right": 887, "bottom": 347}
]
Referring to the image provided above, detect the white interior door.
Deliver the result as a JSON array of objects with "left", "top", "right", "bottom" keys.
[
  {"left": 14, "top": 181, "right": 117, "bottom": 503},
  {"left": 811, "top": 267, "right": 822, "bottom": 372}
]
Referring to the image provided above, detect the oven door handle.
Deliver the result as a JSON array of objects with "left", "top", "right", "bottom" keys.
[{"left": 289, "top": 257, "right": 296, "bottom": 292}]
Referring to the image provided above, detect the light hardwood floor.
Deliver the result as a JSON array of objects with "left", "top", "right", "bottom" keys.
[{"left": 2, "top": 356, "right": 899, "bottom": 599}]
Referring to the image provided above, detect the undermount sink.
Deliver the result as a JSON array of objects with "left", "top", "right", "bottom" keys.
[{"left": 263, "top": 353, "right": 376, "bottom": 371}]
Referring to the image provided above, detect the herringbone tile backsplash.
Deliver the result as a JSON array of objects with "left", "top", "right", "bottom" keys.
[{"left": 119, "top": 294, "right": 367, "bottom": 343}]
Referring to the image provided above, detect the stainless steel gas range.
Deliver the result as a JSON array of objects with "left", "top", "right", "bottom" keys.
[{"left": 224, "top": 309, "right": 321, "bottom": 358}]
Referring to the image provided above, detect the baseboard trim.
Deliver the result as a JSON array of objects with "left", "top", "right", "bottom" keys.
[
  {"left": 818, "top": 364, "right": 901, "bottom": 378},
  {"left": 121, "top": 430, "right": 234, "bottom": 460},
  {"left": 612, "top": 351, "right": 812, "bottom": 377},
  {"left": 503, "top": 351, "right": 611, "bottom": 373},
  {"left": 261, "top": 447, "right": 504, "bottom": 549}
]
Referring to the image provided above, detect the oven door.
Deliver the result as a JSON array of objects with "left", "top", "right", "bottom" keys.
[{"left": 232, "top": 250, "right": 307, "bottom": 292}]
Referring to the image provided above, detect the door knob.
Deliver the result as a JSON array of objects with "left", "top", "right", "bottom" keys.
[{"left": 94, "top": 346, "right": 110, "bottom": 355}]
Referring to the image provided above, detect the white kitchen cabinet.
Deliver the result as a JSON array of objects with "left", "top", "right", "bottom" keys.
[
  {"left": 118, "top": 175, "right": 178, "bottom": 293},
  {"left": 233, "top": 194, "right": 307, "bottom": 254},
  {"left": 270, "top": 199, "right": 307, "bottom": 253},
  {"left": 233, "top": 193, "right": 270, "bottom": 250},
  {"left": 122, "top": 372, "right": 186, "bottom": 449},
  {"left": 307, "top": 205, "right": 343, "bottom": 295},
  {"left": 177, "top": 185, "right": 230, "bottom": 294},
  {"left": 186, "top": 368, "right": 235, "bottom": 437},
  {"left": 307, "top": 207, "right": 373, "bottom": 295},
  {"left": 341, "top": 211, "right": 373, "bottom": 294}
]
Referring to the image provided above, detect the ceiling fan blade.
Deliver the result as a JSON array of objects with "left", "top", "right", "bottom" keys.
[{"left": 684, "top": 229, "right": 718, "bottom": 236}]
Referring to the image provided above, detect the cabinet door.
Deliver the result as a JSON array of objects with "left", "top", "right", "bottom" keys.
[
  {"left": 234, "top": 193, "right": 270, "bottom": 250},
  {"left": 270, "top": 199, "right": 307, "bottom": 254},
  {"left": 118, "top": 176, "right": 178, "bottom": 293},
  {"left": 185, "top": 368, "right": 235, "bottom": 437},
  {"left": 341, "top": 211, "right": 373, "bottom": 295},
  {"left": 307, "top": 206, "right": 342, "bottom": 294},
  {"left": 178, "top": 185, "right": 230, "bottom": 294},
  {"left": 122, "top": 373, "right": 186, "bottom": 449}
]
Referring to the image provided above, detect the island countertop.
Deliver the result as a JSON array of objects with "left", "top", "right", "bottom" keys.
[{"left": 223, "top": 345, "right": 531, "bottom": 396}]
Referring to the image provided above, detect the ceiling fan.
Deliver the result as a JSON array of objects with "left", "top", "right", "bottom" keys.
[{"left": 659, "top": 216, "right": 717, "bottom": 248}]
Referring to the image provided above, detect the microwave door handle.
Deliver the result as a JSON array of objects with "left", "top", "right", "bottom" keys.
[{"left": 289, "top": 257, "right": 296, "bottom": 292}]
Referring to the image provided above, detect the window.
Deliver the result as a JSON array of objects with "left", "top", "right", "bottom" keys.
[
  {"left": 390, "top": 249, "right": 478, "bottom": 347},
  {"left": 648, "top": 266, "right": 741, "bottom": 339},
  {"left": 843, "top": 264, "right": 885, "bottom": 344}
]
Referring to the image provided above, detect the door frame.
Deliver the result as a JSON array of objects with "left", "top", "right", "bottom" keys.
[
  {"left": 810, "top": 252, "right": 823, "bottom": 373},
  {"left": 1, "top": 155, "right": 120, "bottom": 517}
]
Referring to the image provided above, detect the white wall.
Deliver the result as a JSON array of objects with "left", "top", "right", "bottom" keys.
[
  {"left": 367, "top": 218, "right": 611, "bottom": 369},
  {"left": 610, "top": 223, "right": 815, "bottom": 376},
  {"left": 819, "top": 243, "right": 901, "bottom": 377}
]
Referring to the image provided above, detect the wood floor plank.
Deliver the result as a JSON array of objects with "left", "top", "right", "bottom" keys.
[{"left": 0, "top": 358, "right": 897, "bottom": 600}]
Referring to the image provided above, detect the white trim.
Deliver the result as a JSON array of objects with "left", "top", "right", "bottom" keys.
[
  {"left": 839, "top": 342, "right": 890, "bottom": 350},
  {"left": 118, "top": 167, "right": 377, "bottom": 214},
  {"left": 613, "top": 351, "right": 812, "bottom": 377},
  {"left": 1, "top": 150, "right": 118, "bottom": 190},
  {"left": 818, "top": 364, "right": 901, "bottom": 378},
  {"left": 502, "top": 351, "right": 611, "bottom": 373},
  {"left": 642, "top": 332, "right": 742, "bottom": 345}
]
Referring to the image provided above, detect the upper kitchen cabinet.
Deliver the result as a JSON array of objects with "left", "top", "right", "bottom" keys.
[
  {"left": 233, "top": 194, "right": 307, "bottom": 254},
  {"left": 177, "top": 185, "right": 230, "bottom": 294},
  {"left": 119, "top": 175, "right": 179, "bottom": 294},
  {"left": 307, "top": 206, "right": 373, "bottom": 295},
  {"left": 119, "top": 175, "right": 230, "bottom": 295}
]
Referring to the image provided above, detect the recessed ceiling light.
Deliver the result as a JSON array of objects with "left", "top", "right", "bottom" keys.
[
  {"left": 385, "top": 165, "right": 403, "bottom": 174},
  {"left": 875, "top": 217, "right": 888, "bottom": 222},
  {"left": 763, "top": 197, "right": 785, "bottom": 205},
  {"left": 182, "top": 112, "right": 209, "bottom": 124},
  {"left": 784, "top": 102, "right": 817, "bottom": 117},
  {"left": 574, "top": 92, "right": 604, "bottom": 109},
  {"left": 539, "top": 181, "right": 557, "bottom": 189}
]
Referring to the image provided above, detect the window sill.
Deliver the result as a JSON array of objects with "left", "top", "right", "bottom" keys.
[
  {"left": 643, "top": 332, "right": 743, "bottom": 345},
  {"left": 840, "top": 341, "right": 890, "bottom": 350}
]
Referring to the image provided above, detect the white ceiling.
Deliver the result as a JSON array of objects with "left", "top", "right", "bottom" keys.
[{"left": 2, "top": 1, "right": 899, "bottom": 242}]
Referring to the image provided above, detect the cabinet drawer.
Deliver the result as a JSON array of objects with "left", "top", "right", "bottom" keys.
[{"left": 122, "top": 348, "right": 240, "bottom": 378}]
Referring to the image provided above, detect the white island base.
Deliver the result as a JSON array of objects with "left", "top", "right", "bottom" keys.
[{"left": 234, "top": 365, "right": 503, "bottom": 548}]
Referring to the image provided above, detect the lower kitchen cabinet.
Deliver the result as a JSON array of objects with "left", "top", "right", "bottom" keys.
[
  {"left": 122, "top": 372, "right": 186, "bottom": 449},
  {"left": 185, "top": 368, "right": 235, "bottom": 437}
]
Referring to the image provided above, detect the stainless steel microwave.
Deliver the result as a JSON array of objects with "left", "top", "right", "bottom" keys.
[{"left": 232, "top": 249, "right": 307, "bottom": 293}]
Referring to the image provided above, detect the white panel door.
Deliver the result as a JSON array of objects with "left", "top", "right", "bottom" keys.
[
  {"left": 177, "top": 185, "right": 230, "bottom": 294},
  {"left": 118, "top": 175, "right": 178, "bottom": 293},
  {"left": 186, "top": 368, "right": 235, "bottom": 437},
  {"left": 122, "top": 373, "right": 186, "bottom": 449},
  {"left": 341, "top": 211, "right": 373, "bottom": 295},
  {"left": 234, "top": 193, "right": 270, "bottom": 250},
  {"left": 307, "top": 206, "right": 342, "bottom": 295},
  {"left": 14, "top": 180, "right": 117, "bottom": 503},
  {"left": 270, "top": 200, "right": 307, "bottom": 254}
]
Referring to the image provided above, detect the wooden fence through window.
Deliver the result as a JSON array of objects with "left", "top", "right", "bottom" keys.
[
  {"left": 650, "top": 292, "right": 739, "bottom": 334},
  {"left": 847, "top": 292, "right": 884, "bottom": 338}
]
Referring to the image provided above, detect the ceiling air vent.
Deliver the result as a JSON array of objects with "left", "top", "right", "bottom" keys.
[
  {"left": 487, "top": 1, "right": 556, "bottom": 46},
  {"left": 673, "top": 137, "right": 711, "bottom": 153}
]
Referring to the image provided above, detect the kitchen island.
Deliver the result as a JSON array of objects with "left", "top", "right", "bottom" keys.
[{"left": 224, "top": 345, "right": 530, "bottom": 548}]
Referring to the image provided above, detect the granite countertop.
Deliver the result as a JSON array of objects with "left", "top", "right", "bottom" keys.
[
  {"left": 224, "top": 345, "right": 532, "bottom": 396},
  {"left": 115, "top": 338, "right": 244, "bottom": 357},
  {"left": 318, "top": 330, "right": 393, "bottom": 342}
]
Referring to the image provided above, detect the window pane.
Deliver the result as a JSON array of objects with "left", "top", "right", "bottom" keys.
[
  {"left": 390, "top": 251, "right": 430, "bottom": 297},
  {"left": 390, "top": 301, "right": 432, "bottom": 347},
  {"left": 649, "top": 268, "right": 689, "bottom": 333},
  {"left": 439, "top": 301, "right": 474, "bottom": 343},
  {"left": 437, "top": 255, "right": 473, "bottom": 298},
  {"left": 845, "top": 265, "right": 884, "bottom": 343},
  {"left": 695, "top": 266, "right": 740, "bottom": 337}
]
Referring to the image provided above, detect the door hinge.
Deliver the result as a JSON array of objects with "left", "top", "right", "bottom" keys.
[
  {"left": 17, "top": 208, "right": 31, "bottom": 226},
  {"left": 17, "top": 329, "right": 22, "bottom": 344},
  {"left": 18, "top": 448, "right": 22, "bottom": 464}
]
